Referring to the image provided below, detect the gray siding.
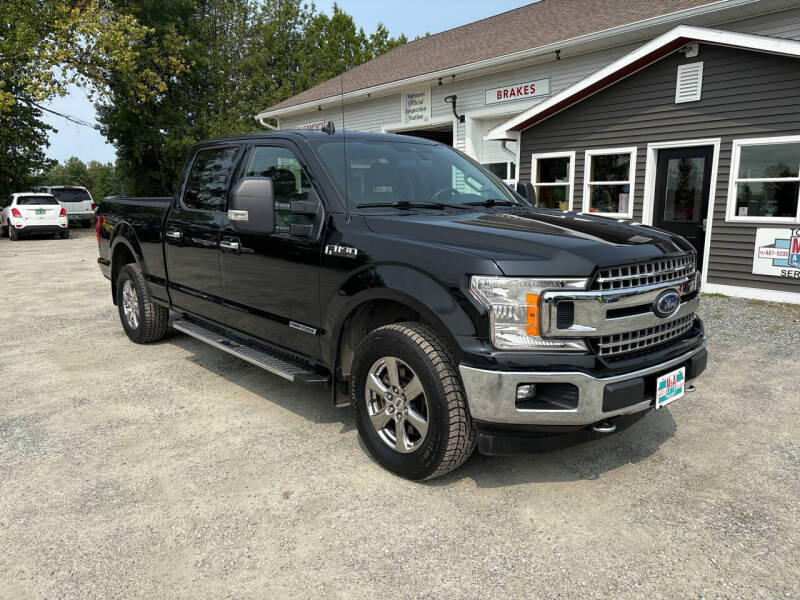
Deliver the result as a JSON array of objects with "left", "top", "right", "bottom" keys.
[
  {"left": 519, "top": 44, "right": 800, "bottom": 293},
  {"left": 280, "top": 93, "right": 402, "bottom": 132}
]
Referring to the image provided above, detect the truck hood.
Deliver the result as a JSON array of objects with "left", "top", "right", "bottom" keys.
[{"left": 363, "top": 208, "right": 695, "bottom": 277}]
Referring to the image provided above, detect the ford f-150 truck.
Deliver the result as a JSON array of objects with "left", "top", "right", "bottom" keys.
[{"left": 97, "top": 130, "right": 707, "bottom": 480}]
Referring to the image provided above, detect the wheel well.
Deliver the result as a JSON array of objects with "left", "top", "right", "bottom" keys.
[
  {"left": 337, "top": 299, "right": 428, "bottom": 382},
  {"left": 111, "top": 244, "right": 136, "bottom": 304}
]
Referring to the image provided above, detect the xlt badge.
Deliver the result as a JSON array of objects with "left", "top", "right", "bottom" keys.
[{"left": 325, "top": 244, "right": 358, "bottom": 259}]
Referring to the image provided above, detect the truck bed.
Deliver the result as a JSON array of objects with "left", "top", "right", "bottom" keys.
[{"left": 97, "top": 196, "right": 173, "bottom": 303}]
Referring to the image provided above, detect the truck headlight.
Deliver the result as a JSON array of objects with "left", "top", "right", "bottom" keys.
[{"left": 470, "top": 276, "right": 588, "bottom": 351}]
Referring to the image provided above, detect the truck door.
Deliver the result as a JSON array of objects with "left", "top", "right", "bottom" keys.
[
  {"left": 219, "top": 143, "right": 323, "bottom": 359},
  {"left": 165, "top": 144, "right": 242, "bottom": 324}
]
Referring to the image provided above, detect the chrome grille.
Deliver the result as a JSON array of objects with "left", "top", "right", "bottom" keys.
[
  {"left": 595, "top": 315, "right": 694, "bottom": 358},
  {"left": 593, "top": 255, "right": 695, "bottom": 291}
]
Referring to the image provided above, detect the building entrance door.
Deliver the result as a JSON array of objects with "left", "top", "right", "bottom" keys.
[{"left": 653, "top": 146, "right": 714, "bottom": 264}]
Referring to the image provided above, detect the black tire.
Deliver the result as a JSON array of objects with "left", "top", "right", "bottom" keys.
[
  {"left": 116, "top": 263, "right": 169, "bottom": 344},
  {"left": 351, "top": 322, "right": 476, "bottom": 480},
  {"left": 60, "top": 228, "right": 70, "bottom": 239},
  {"left": 9, "top": 226, "right": 19, "bottom": 241}
]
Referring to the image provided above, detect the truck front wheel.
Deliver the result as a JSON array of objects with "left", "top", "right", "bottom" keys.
[
  {"left": 351, "top": 322, "right": 476, "bottom": 480},
  {"left": 116, "top": 263, "right": 169, "bottom": 344}
]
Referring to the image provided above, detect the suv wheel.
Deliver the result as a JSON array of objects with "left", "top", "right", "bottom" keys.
[
  {"left": 60, "top": 228, "right": 70, "bottom": 239},
  {"left": 116, "top": 263, "right": 169, "bottom": 343},
  {"left": 9, "top": 226, "right": 19, "bottom": 241},
  {"left": 351, "top": 322, "right": 476, "bottom": 480}
]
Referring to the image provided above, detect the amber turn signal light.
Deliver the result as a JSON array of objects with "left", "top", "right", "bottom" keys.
[{"left": 525, "top": 293, "right": 539, "bottom": 336}]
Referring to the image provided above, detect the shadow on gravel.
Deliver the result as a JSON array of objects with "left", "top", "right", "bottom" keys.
[
  {"left": 168, "top": 333, "right": 353, "bottom": 432},
  {"left": 436, "top": 408, "right": 677, "bottom": 487},
  {"left": 167, "top": 329, "right": 675, "bottom": 488}
]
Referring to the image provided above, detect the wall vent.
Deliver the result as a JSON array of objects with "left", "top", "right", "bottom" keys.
[{"left": 675, "top": 62, "right": 703, "bottom": 103}]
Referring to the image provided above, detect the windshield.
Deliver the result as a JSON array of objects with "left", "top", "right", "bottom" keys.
[
  {"left": 50, "top": 189, "right": 91, "bottom": 202},
  {"left": 17, "top": 196, "right": 59, "bottom": 206},
  {"left": 312, "top": 139, "right": 527, "bottom": 209}
]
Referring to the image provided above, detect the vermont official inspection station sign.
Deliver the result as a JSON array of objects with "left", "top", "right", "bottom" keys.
[{"left": 403, "top": 88, "right": 431, "bottom": 124}]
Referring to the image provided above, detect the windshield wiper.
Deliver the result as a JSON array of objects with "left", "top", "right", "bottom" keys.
[
  {"left": 463, "top": 199, "right": 517, "bottom": 207},
  {"left": 356, "top": 200, "right": 469, "bottom": 210}
]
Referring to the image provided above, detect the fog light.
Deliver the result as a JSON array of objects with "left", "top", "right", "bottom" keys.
[{"left": 516, "top": 383, "right": 536, "bottom": 401}]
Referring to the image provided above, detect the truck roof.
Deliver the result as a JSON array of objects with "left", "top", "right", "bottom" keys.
[{"left": 201, "top": 129, "right": 440, "bottom": 146}]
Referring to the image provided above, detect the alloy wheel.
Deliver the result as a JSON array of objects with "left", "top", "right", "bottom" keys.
[
  {"left": 121, "top": 279, "right": 140, "bottom": 330},
  {"left": 365, "top": 356, "right": 429, "bottom": 453}
]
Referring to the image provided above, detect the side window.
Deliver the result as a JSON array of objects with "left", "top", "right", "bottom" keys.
[
  {"left": 246, "top": 146, "right": 312, "bottom": 202},
  {"left": 183, "top": 146, "right": 240, "bottom": 211},
  {"left": 246, "top": 146, "right": 314, "bottom": 225}
]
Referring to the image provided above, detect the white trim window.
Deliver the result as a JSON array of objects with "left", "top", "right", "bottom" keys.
[
  {"left": 583, "top": 147, "right": 637, "bottom": 218},
  {"left": 726, "top": 136, "right": 800, "bottom": 223},
  {"left": 531, "top": 151, "right": 575, "bottom": 211},
  {"left": 483, "top": 161, "right": 517, "bottom": 184}
]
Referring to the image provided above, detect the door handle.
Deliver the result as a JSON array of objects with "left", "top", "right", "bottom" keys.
[
  {"left": 165, "top": 230, "right": 183, "bottom": 240},
  {"left": 220, "top": 240, "right": 240, "bottom": 252}
]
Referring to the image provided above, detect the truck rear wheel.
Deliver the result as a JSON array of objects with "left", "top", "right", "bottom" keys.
[
  {"left": 351, "top": 322, "right": 476, "bottom": 480},
  {"left": 116, "top": 263, "right": 169, "bottom": 344}
]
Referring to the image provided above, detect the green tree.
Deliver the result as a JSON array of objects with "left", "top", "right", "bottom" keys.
[
  {"left": 41, "top": 157, "right": 120, "bottom": 201},
  {"left": 0, "top": 87, "right": 55, "bottom": 195},
  {"left": 99, "top": 0, "right": 407, "bottom": 196},
  {"left": 0, "top": 0, "right": 188, "bottom": 197}
]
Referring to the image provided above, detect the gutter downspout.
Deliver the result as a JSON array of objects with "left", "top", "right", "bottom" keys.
[{"left": 257, "top": 116, "right": 279, "bottom": 130}]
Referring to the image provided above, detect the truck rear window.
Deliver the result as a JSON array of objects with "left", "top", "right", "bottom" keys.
[
  {"left": 17, "top": 196, "right": 59, "bottom": 205},
  {"left": 51, "top": 189, "right": 91, "bottom": 202}
]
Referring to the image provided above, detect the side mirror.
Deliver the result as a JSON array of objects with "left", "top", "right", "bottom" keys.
[
  {"left": 516, "top": 180, "right": 536, "bottom": 204},
  {"left": 228, "top": 177, "right": 275, "bottom": 234}
]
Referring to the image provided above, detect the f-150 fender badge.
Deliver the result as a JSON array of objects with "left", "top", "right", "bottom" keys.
[{"left": 325, "top": 244, "right": 358, "bottom": 258}]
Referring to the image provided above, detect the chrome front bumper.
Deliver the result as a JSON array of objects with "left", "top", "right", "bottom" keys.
[{"left": 459, "top": 344, "right": 706, "bottom": 427}]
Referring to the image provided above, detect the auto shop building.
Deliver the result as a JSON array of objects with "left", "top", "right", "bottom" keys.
[{"left": 256, "top": 0, "right": 800, "bottom": 303}]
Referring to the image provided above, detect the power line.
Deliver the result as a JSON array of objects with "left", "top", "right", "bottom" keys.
[{"left": 19, "top": 97, "right": 101, "bottom": 130}]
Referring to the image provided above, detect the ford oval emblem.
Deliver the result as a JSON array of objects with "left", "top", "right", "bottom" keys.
[{"left": 653, "top": 290, "right": 681, "bottom": 318}]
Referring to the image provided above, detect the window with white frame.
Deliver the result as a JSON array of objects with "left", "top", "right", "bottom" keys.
[
  {"left": 531, "top": 152, "right": 574, "bottom": 211},
  {"left": 583, "top": 148, "right": 636, "bottom": 216},
  {"left": 483, "top": 161, "right": 516, "bottom": 182},
  {"left": 727, "top": 137, "right": 800, "bottom": 222}
]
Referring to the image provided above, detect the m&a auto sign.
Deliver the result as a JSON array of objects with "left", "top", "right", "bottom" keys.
[{"left": 752, "top": 228, "right": 800, "bottom": 279}]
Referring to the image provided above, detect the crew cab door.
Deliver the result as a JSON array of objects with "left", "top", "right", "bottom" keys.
[
  {"left": 219, "top": 143, "right": 323, "bottom": 358},
  {"left": 164, "top": 144, "right": 242, "bottom": 324}
]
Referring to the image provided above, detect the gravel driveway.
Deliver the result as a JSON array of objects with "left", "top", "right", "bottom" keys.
[{"left": 1, "top": 231, "right": 798, "bottom": 599}]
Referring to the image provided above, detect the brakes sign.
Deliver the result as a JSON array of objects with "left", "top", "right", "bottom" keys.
[{"left": 485, "top": 78, "right": 550, "bottom": 105}]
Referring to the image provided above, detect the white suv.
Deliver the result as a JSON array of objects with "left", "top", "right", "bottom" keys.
[
  {"left": 35, "top": 185, "right": 95, "bottom": 227},
  {"left": 1, "top": 193, "right": 69, "bottom": 240}
]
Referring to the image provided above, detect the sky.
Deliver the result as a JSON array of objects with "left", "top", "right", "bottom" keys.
[{"left": 42, "top": 0, "right": 533, "bottom": 165}]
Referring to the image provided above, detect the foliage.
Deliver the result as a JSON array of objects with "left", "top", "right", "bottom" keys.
[
  {"left": 99, "top": 0, "right": 407, "bottom": 195},
  {"left": 40, "top": 157, "right": 122, "bottom": 202},
  {"left": 0, "top": 0, "right": 188, "bottom": 197},
  {"left": 0, "top": 0, "right": 187, "bottom": 115},
  {"left": 0, "top": 89, "right": 55, "bottom": 196}
]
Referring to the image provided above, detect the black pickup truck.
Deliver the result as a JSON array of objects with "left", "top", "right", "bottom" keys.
[{"left": 97, "top": 129, "right": 707, "bottom": 480}]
